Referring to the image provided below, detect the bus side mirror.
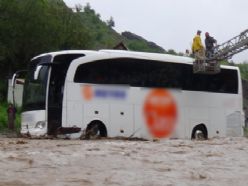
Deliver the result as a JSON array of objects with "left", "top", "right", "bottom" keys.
[
  {"left": 11, "top": 70, "right": 27, "bottom": 106},
  {"left": 34, "top": 62, "right": 55, "bottom": 80},
  {"left": 34, "top": 65, "right": 42, "bottom": 80},
  {"left": 11, "top": 73, "right": 17, "bottom": 87},
  {"left": 11, "top": 70, "right": 27, "bottom": 87}
]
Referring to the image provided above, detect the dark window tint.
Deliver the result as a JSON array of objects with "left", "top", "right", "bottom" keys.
[
  {"left": 23, "top": 55, "right": 52, "bottom": 111},
  {"left": 74, "top": 58, "right": 238, "bottom": 94},
  {"left": 74, "top": 58, "right": 183, "bottom": 89},
  {"left": 183, "top": 65, "right": 238, "bottom": 94}
]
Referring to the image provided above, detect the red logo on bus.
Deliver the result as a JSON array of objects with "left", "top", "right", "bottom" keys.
[
  {"left": 143, "top": 89, "right": 177, "bottom": 138},
  {"left": 82, "top": 85, "right": 93, "bottom": 101}
]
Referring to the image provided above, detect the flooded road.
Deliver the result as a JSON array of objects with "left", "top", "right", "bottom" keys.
[{"left": 0, "top": 137, "right": 248, "bottom": 186}]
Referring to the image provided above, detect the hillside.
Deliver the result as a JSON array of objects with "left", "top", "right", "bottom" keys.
[
  {"left": 122, "top": 31, "right": 166, "bottom": 53},
  {"left": 76, "top": 4, "right": 167, "bottom": 53}
]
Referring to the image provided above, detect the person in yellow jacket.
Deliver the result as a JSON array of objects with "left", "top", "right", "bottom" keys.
[{"left": 192, "top": 30, "right": 205, "bottom": 60}]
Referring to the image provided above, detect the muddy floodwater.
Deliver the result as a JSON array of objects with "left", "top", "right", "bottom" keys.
[{"left": 0, "top": 137, "right": 248, "bottom": 186}]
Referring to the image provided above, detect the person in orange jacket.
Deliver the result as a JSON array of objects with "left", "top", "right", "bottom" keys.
[{"left": 192, "top": 30, "right": 205, "bottom": 60}]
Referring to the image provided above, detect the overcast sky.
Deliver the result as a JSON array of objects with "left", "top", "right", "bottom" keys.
[{"left": 64, "top": 0, "right": 248, "bottom": 63}]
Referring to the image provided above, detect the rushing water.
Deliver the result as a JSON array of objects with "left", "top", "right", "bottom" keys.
[{"left": 0, "top": 137, "right": 248, "bottom": 186}]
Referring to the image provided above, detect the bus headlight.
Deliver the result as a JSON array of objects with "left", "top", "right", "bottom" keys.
[{"left": 35, "top": 121, "right": 46, "bottom": 129}]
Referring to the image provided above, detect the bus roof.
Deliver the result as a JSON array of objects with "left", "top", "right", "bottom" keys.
[
  {"left": 99, "top": 50, "right": 239, "bottom": 71},
  {"left": 100, "top": 49, "right": 194, "bottom": 64},
  {"left": 31, "top": 49, "right": 239, "bottom": 71},
  {"left": 31, "top": 50, "right": 98, "bottom": 60}
]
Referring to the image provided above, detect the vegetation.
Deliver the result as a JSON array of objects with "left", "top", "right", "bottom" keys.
[
  {"left": 0, "top": 102, "right": 21, "bottom": 131},
  {"left": 0, "top": 103, "right": 8, "bottom": 129},
  {"left": 121, "top": 31, "right": 166, "bottom": 53},
  {"left": 77, "top": 3, "right": 121, "bottom": 49},
  {"left": 237, "top": 63, "right": 248, "bottom": 80}
]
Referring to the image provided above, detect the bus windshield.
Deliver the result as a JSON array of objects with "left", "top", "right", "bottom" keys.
[{"left": 22, "top": 56, "right": 51, "bottom": 111}]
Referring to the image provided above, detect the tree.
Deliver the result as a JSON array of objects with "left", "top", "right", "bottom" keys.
[
  {"left": 75, "top": 4, "right": 82, "bottom": 12},
  {"left": 84, "top": 3, "right": 95, "bottom": 14},
  {"left": 237, "top": 63, "right": 248, "bottom": 80},
  {"left": 107, "top": 16, "right": 115, "bottom": 28},
  {"left": 167, "top": 49, "right": 177, "bottom": 55}
]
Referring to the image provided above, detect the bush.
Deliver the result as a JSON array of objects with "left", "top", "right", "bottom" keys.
[
  {"left": 0, "top": 102, "right": 8, "bottom": 130},
  {"left": 0, "top": 102, "right": 21, "bottom": 131}
]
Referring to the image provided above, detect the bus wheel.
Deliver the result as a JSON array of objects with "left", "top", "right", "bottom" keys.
[
  {"left": 191, "top": 124, "right": 208, "bottom": 140},
  {"left": 85, "top": 121, "right": 107, "bottom": 139}
]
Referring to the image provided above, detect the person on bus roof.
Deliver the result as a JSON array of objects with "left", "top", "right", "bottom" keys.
[
  {"left": 192, "top": 30, "right": 205, "bottom": 60},
  {"left": 205, "top": 32, "right": 217, "bottom": 58}
]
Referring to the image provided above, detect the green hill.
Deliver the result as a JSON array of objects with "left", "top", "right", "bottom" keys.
[{"left": 76, "top": 3, "right": 167, "bottom": 53}]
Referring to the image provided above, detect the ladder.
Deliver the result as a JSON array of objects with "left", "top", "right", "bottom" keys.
[{"left": 193, "top": 29, "right": 248, "bottom": 74}]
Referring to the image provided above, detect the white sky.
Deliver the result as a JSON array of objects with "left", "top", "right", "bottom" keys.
[{"left": 64, "top": 0, "right": 248, "bottom": 63}]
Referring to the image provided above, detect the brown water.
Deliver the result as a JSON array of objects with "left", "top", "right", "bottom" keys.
[{"left": 0, "top": 137, "right": 248, "bottom": 186}]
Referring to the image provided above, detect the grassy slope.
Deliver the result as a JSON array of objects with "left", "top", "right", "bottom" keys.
[
  {"left": 77, "top": 10, "right": 122, "bottom": 50},
  {"left": 77, "top": 8, "right": 165, "bottom": 53}
]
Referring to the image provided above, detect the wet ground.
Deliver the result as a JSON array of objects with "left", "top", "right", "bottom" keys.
[{"left": 0, "top": 137, "right": 248, "bottom": 186}]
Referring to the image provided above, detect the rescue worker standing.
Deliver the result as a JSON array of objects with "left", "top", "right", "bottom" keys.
[
  {"left": 192, "top": 30, "right": 205, "bottom": 60},
  {"left": 205, "top": 32, "right": 217, "bottom": 58}
]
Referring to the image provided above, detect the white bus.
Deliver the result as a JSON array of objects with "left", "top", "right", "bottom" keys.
[{"left": 19, "top": 50, "right": 244, "bottom": 139}]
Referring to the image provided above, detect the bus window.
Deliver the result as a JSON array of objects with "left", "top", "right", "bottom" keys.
[
  {"left": 74, "top": 58, "right": 238, "bottom": 94},
  {"left": 142, "top": 60, "right": 183, "bottom": 89},
  {"left": 182, "top": 65, "right": 238, "bottom": 94},
  {"left": 23, "top": 55, "right": 52, "bottom": 111},
  {"left": 74, "top": 58, "right": 183, "bottom": 89}
]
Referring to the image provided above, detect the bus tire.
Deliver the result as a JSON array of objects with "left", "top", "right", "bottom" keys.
[
  {"left": 85, "top": 120, "right": 107, "bottom": 139},
  {"left": 191, "top": 124, "right": 208, "bottom": 140}
]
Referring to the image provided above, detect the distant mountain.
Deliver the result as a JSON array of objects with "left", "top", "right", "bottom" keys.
[{"left": 121, "top": 31, "right": 166, "bottom": 53}]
